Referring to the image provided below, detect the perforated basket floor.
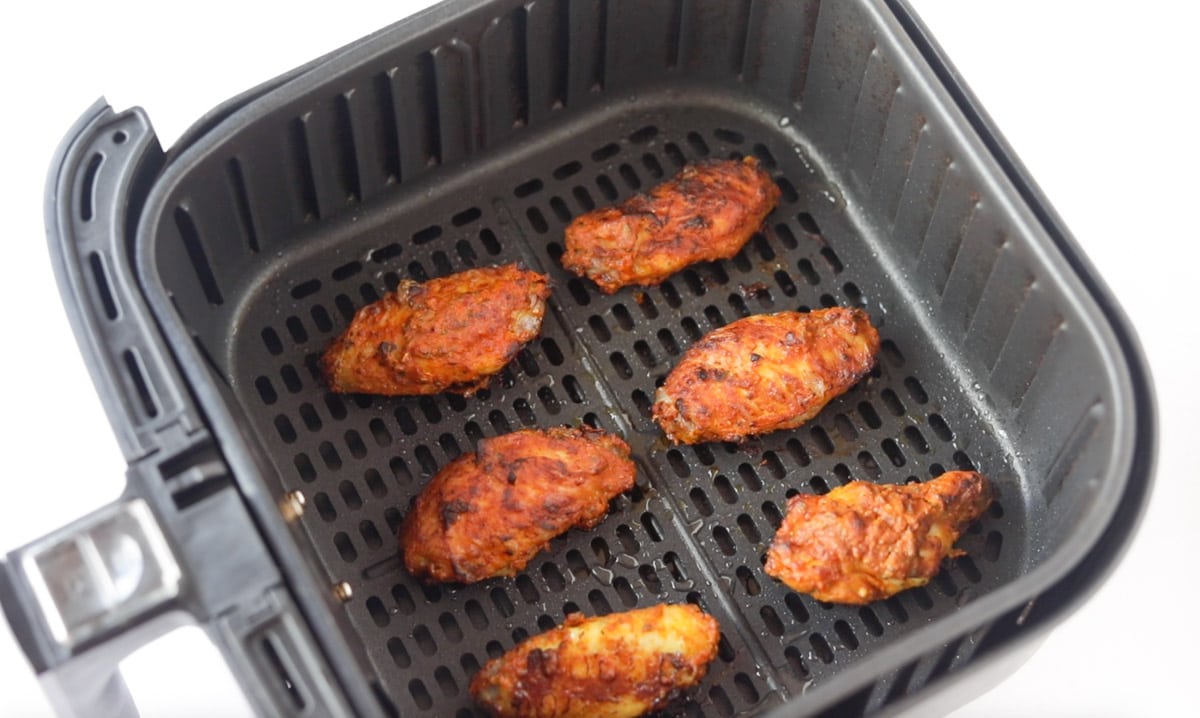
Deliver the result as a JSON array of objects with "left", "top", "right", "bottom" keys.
[{"left": 228, "top": 96, "right": 1018, "bottom": 717}]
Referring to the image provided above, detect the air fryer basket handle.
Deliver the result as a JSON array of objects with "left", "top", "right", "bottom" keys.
[
  {"left": 0, "top": 499, "right": 188, "bottom": 718},
  {"left": 2, "top": 100, "right": 371, "bottom": 717},
  {"left": 0, "top": 494, "right": 352, "bottom": 718}
]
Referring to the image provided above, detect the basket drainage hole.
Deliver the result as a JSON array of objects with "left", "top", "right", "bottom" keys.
[
  {"left": 366, "top": 597, "right": 388, "bottom": 627},
  {"left": 785, "top": 646, "right": 810, "bottom": 679},
  {"left": 958, "top": 555, "right": 983, "bottom": 583},
  {"left": 714, "top": 128, "right": 744, "bottom": 145},
  {"left": 290, "top": 278, "right": 321, "bottom": 300},
  {"left": 834, "top": 619, "right": 859, "bottom": 649},
  {"left": 776, "top": 177, "right": 799, "bottom": 203},
  {"left": 413, "top": 625, "right": 437, "bottom": 655},
  {"left": 859, "top": 607, "right": 884, "bottom": 637},
  {"left": 762, "top": 501, "right": 783, "bottom": 530},
  {"left": 734, "top": 673, "right": 760, "bottom": 703},
  {"left": 984, "top": 531, "right": 1003, "bottom": 561},
  {"left": 785, "top": 593, "right": 809, "bottom": 623},
  {"left": 451, "top": 207, "right": 482, "bottom": 226},
  {"left": 628, "top": 125, "right": 658, "bottom": 143},
  {"left": 434, "top": 666, "right": 458, "bottom": 697},
  {"left": 313, "top": 493, "right": 336, "bottom": 521},
  {"left": 821, "top": 247, "right": 844, "bottom": 274},
  {"left": 553, "top": 160, "right": 582, "bottom": 180},
  {"left": 112, "top": 130, "right": 128, "bottom": 144},
  {"left": 638, "top": 564, "right": 662, "bottom": 594},
  {"left": 514, "top": 178, "right": 543, "bottom": 198},
  {"left": 710, "top": 685, "right": 734, "bottom": 717},
  {"left": 713, "top": 526, "right": 736, "bottom": 556},
  {"left": 810, "top": 633, "right": 835, "bottom": 663},
  {"left": 664, "top": 142, "right": 686, "bottom": 167},
  {"left": 614, "top": 577, "right": 638, "bottom": 607},
  {"left": 592, "top": 142, "right": 620, "bottom": 162},
  {"left": 408, "top": 679, "right": 432, "bottom": 710},
  {"left": 761, "top": 606, "right": 784, "bottom": 637},
  {"left": 735, "top": 566, "right": 759, "bottom": 595},
  {"left": 588, "top": 589, "right": 613, "bottom": 615}
]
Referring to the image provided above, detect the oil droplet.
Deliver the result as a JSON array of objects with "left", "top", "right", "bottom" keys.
[
  {"left": 778, "top": 116, "right": 792, "bottom": 127},
  {"left": 685, "top": 518, "right": 705, "bottom": 536},
  {"left": 591, "top": 566, "right": 614, "bottom": 586},
  {"left": 614, "top": 553, "right": 639, "bottom": 569}
]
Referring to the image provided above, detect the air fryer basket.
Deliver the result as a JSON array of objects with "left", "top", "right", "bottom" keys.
[{"left": 3, "top": 0, "right": 1154, "bottom": 716}]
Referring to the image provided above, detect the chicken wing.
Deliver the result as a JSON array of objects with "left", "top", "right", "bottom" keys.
[
  {"left": 764, "top": 471, "right": 995, "bottom": 604},
  {"left": 653, "top": 307, "right": 880, "bottom": 444},
  {"left": 321, "top": 264, "right": 550, "bottom": 396},
  {"left": 470, "top": 604, "right": 721, "bottom": 718},
  {"left": 400, "top": 427, "right": 636, "bottom": 583},
  {"left": 561, "top": 157, "right": 780, "bottom": 294}
]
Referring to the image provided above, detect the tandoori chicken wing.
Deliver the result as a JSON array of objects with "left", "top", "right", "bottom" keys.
[
  {"left": 764, "top": 471, "right": 995, "bottom": 604},
  {"left": 561, "top": 157, "right": 780, "bottom": 294},
  {"left": 470, "top": 604, "right": 721, "bottom": 718},
  {"left": 653, "top": 307, "right": 880, "bottom": 444},
  {"left": 400, "top": 427, "right": 636, "bottom": 583},
  {"left": 321, "top": 264, "right": 550, "bottom": 396}
]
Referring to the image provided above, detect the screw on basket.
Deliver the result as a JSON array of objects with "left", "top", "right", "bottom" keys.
[
  {"left": 279, "top": 490, "right": 306, "bottom": 522},
  {"left": 333, "top": 581, "right": 353, "bottom": 602}
]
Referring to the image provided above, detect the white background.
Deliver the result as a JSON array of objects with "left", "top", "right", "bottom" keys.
[{"left": 0, "top": 1, "right": 1195, "bottom": 716}]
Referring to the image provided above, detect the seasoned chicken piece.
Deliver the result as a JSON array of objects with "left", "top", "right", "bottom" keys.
[
  {"left": 321, "top": 264, "right": 549, "bottom": 396},
  {"left": 400, "top": 427, "right": 635, "bottom": 583},
  {"left": 653, "top": 307, "right": 879, "bottom": 444},
  {"left": 765, "top": 471, "right": 995, "bottom": 604},
  {"left": 561, "top": 157, "right": 780, "bottom": 294},
  {"left": 470, "top": 604, "right": 720, "bottom": 718}
]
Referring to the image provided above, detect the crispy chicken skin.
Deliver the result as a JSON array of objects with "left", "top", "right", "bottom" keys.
[
  {"left": 321, "top": 264, "right": 550, "bottom": 396},
  {"left": 470, "top": 604, "right": 721, "bottom": 718},
  {"left": 765, "top": 471, "right": 995, "bottom": 604},
  {"left": 561, "top": 157, "right": 780, "bottom": 294},
  {"left": 653, "top": 308, "right": 880, "bottom": 444},
  {"left": 400, "top": 427, "right": 636, "bottom": 583}
]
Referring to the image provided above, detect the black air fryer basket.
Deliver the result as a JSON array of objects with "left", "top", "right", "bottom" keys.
[{"left": 2, "top": 1, "right": 1155, "bottom": 716}]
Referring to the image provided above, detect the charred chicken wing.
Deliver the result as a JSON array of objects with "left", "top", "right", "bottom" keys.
[
  {"left": 765, "top": 471, "right": 995, "bottom": 604},
  {"left": 561, "top": 157, "right": 780, "bottom": 294},
  {"left": 653, "top": 307, "right": 880, "bottom": 444},
  {"left": 400, "top": 427, "right": 636, "bottom": 583},
  {"left": 321, "top": 264, "right": 550, "bottom": 396},
  {"left": 470, "top": 604, "right": 721, "bottom": 718}
]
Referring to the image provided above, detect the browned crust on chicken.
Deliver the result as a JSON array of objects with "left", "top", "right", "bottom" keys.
[
  {"left": 321, "top": 264, "right": 550, "bottom": 396},
  {"left": 561, "top": 157, "right": 780, "bottom": 294},
  {"left": 764, "top": 471, "right": 995, "bottom": 604},
  {"left": 400, "top": 427, "right": 636, "bottom": 584},
  {"left": 470, "top": 604, "right": 721, "bottom": 718},
  {"left": 652, "top": 307, "right": 880, "bottom": 444}
]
